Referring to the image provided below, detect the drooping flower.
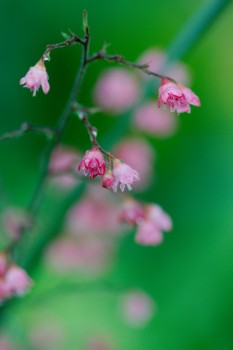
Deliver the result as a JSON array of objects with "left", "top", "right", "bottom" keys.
[
  {"left": 78, "top": 147, "right": 106, "bottom": 179},
  {"left": 119, "top": 199, "right": 144, "bottom": 225},
  {"left": 5, "top": 265, "right": 32, "bottom": 296},
  {"left": 112, "top": 159, "right": 140, "bottom": 192},
  {"left": 20, "top": 59, "right": 50, "bottom": 96},
  {"left": 158, "top": 78, "right": 200, "bottom": 113}
]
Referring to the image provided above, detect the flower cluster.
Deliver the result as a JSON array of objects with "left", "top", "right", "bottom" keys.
[
  {"left": 158, "top": 78, "right": 200, "bottom": 114},
  {"left": 0, "top": 253, "right": 32, "bottom": 303},
  {"left": 78, "top": 147, "right": 140, "bottom": 192},
  {"left": 119, "top": 199, "right": 172, "bottom": 245}
]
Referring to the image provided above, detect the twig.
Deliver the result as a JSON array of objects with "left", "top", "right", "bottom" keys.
[{"left": 0, "top": 123, "right": 54, "bottom": 142}]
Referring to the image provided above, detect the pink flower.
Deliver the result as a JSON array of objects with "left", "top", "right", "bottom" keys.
[
  {"left": 119, "top": 199, "right": 144, "bottom": 225},
  {"left": 78, "top": 147, "right": 106, "bottom": 179},
  {"left": 114, "top": 138, "right": 155, "bottom": 190},
  {"left": 135, "top": 204, "right": 172, "bottom": 246},
  {"left": 0, "top": 280, "right": 12, "bottom": 302},
  {"left": 133, "top": 102, "right": 177, "bottom": 137},
  {"left": 101, "top": 170, "right": 115, "bottom": 189},
  {"left": 158, "top": 78, "right": 200, "bottom": 114},
  {"left": 93, "top": 68, "right": 140, "bottom": 114},
  {"left": 112, "top": 159, "right": 140, "bottom": 192},
  {"left": 5, "top": 265, "right": 32, "bottom": 296},
  {"left": 120, "top": 290, "right": 155, "bottom": 327},
  {"left": 20, "top": 59, "right": 50, "bottom": 96}
]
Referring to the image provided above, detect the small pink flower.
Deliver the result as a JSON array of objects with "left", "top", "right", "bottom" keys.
[
  {"left": 119, "top": 199, "right": 144, "bottom": 225},
  {"left": 120, "top": 290, "right": 155, "bottom": 327},
  {"left": 112, "top": 159, "right": 140, "bottom": 192},
  {"left": 0, "top": 279, "right": 12, "bottom": 302},
  {"left": 101, "top": 170, "right": 115, "bottom": 189},
  {"left": 78, "top": 147, "right": 106, "bottom": 179},
  {"left": 5, "top": 265, "right": 32, "bottom": 296},
  {"left": 146, "top": 204, "right": 173, "bottom": 231},
  {"left": 20, "top": 59, "right": 50, "bottom": 96},
  {"left": 158, "top": 78, "right": 200, "bottom": 114}
]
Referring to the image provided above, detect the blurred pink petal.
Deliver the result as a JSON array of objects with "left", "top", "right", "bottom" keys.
[
  {"left": 30, "top": 323, "right": 64, "bottom": 349},
  {"left": 119, "top": 199, "right": 144, "bottom": 225},
  {"left": 112, "top": 159, "right": 140, "bottom": 192},
  {"left": 114, "top": 138, "right": 155, "bottom": 190},
  {"left": 135, "top": 220, "right": 163, "bottom": 245},
  {"left": 49, "top": 145, "right": 81, "bottom": 188},
  {"left": 5, "top": 265, "right": 32, "bottom": 296},
  {"left": 133, "top": 102, "right": 177, "bottom": 137},
  {"left": 93, "top": 68, "right": 140, "bottom": 114},
  {"left": 120, "top": 290, "right": 155, "bottom": 327}
]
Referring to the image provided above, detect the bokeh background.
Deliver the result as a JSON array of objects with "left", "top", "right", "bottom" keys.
[{"left": 0, "top": 0, "right": 233, "bottom": 349}]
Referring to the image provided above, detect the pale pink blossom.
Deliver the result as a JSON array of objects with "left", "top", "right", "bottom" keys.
[
  {"left": 101, "top": 170, "right": 115, "bottom": 189},
  {"left": 5, "top": 265, "right": 32, "bottom": 296},
  {"left": 0, "top": 335, "right": 20, "bottom": 350},
  {"left": 93, "top": 68, "right": 140, "bottom": 114},
  {"left": 20, "top": 59, "right": 50, "bottom": 96},
  {"left": 0, "top": 253, "right": 7, "bottom": 277},
  {"left": 118, "top": 199, "right": 144, "bottom": 225},
  {"left": 133, "top": 102, "right": 177, "bottom": 137},
  {"left": 114, "top": 138, "right": 154, "bottom": 190},
  {"left": 158, "top": 78, "right": 200, "bottom": 114},
  {"left": 135, "top": 204, "right": 172, "bottom": 246},
  {"left": 78, "top": 147, "right": 106, "bottom": 179},
  {"left": 112, "top": 159, "right": 140, "bottom": 192},
  {"left": 86, "top": 336, "right": 112, "bottom": 350},
  {"left": 49, "top": 145, "right": 81, "bottom": 188},
  {"left": 0, "top": 279, "right": 12, "bottom": 302},
  {"left": 135, "top": 220, "right": 163, "bottom": 245},
  {"left": 120, "top": 290, "right": 155, "bottom": 327},
  {"left": 30, "top": 323, "right": 64, "bottom": 349}
]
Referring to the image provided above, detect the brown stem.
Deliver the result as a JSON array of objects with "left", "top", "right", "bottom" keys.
[{"left": 0, "top": 123, "right": 54, "bottom": 142}]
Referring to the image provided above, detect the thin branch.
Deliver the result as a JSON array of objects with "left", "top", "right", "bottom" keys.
[{"left": 0, "top": 122, "right": 55, "bottom": 142}]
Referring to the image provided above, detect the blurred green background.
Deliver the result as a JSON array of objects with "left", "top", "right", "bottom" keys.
[{"left": 0, "top": 0, "right": 233, "bottom": 349}]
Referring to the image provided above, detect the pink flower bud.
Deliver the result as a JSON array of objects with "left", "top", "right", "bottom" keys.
[
  {"left": 78, "top": 147, "right": 106, "bottom": 179},
  {"left": 120, "top": 290, "right": 155, "bottom": 327},
  {"left": 20, "top": 59, "right": 50, "bottom": 96},
  {"left": 112, "top": 159, "right": 140, "bottom": 192},
  {"left": 158, "top": 78, "right": 200, "bottom": 114},
  {"left": 93, "top": 68, "right": 140, "bottom": 114},
  {"left": 101, "top": 170, "right": 115, "bottom": 189},
  {"left": 5, "top": 265, "right": 32, "bottom": 296}
]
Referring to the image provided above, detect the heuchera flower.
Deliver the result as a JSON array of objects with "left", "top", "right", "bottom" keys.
[
  {"left": 101, "top": 170, "right": 115, "bottom": 189},
  {"left": 158, "top": 78, "right": 200, "bottom": 113},
  {"left": 78, "top": 147, "right": 106, "bottom": 179},
  {"left": 112, "top": 159, "right": 140, "bottom": 192},
  {"left": 20, "top": 59, "right": 50, "bottom": 96},
  {"left": 119, "top": 199, "right": 144, "bottom": 225}
]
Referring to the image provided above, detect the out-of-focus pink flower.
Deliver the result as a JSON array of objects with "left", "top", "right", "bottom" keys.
[
  {"left": 158, "top": 78, "right": 200, "bottom": 114},
  {"left": 0, "top": 335, "right": 20, "bottom": 350},
  {"left": 114, "top": 138, "right": 154, "bottom": 190},
  {"left": 0, "top": 253, "right": 7, "bottom": 277},
  {"left": 119, "top": 199, "right": 144, "bottom": 225},
  {"left": 20, "top": 59, "right": 50, "bottom": 96},
  {"left": 135, "top": 220, "right": 163, "bottom": 245},
  {"left": 30, "top": 323, "right": 64, "bottom": 350},
  {"left": 112, "top": 159, "right": 140, "bottom": 192},
  {"left": 133, "top": 102, "right": 177, "bottom": 137},
  {"left": 120, "top": 290, "right": 155, "bottom": 327},
  {"left": 101, "top": 170, "right": 115, "bottom": 189},
  {"left": 49, "top": 145, "right": 81, "bottom": 188},
  {"left": 5, "top": 265, "right": 32, "bottom": 296},
  {"left": 135, "top": 204, "right": 172, "bottom": 246},
  {"left": 86, "top": 336, "right": 112, "bottom": 350},
  {"left": 67, "top": 187, "right": 120, "bottom": 235},
  {"left": 1, "top": 208, "right": 31, "bottom": 239},
  {"left": 45, "top": 236, "right": 113, "bottom": 275},
  {"left": 93, "top": 68, "right": 140, "bottom": 114},
  {"left": 138, "top": 48, "right": 191, "bottom": 85},
  {"left": 78, "top": 147, "right": 106, "bottom": 179}
]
